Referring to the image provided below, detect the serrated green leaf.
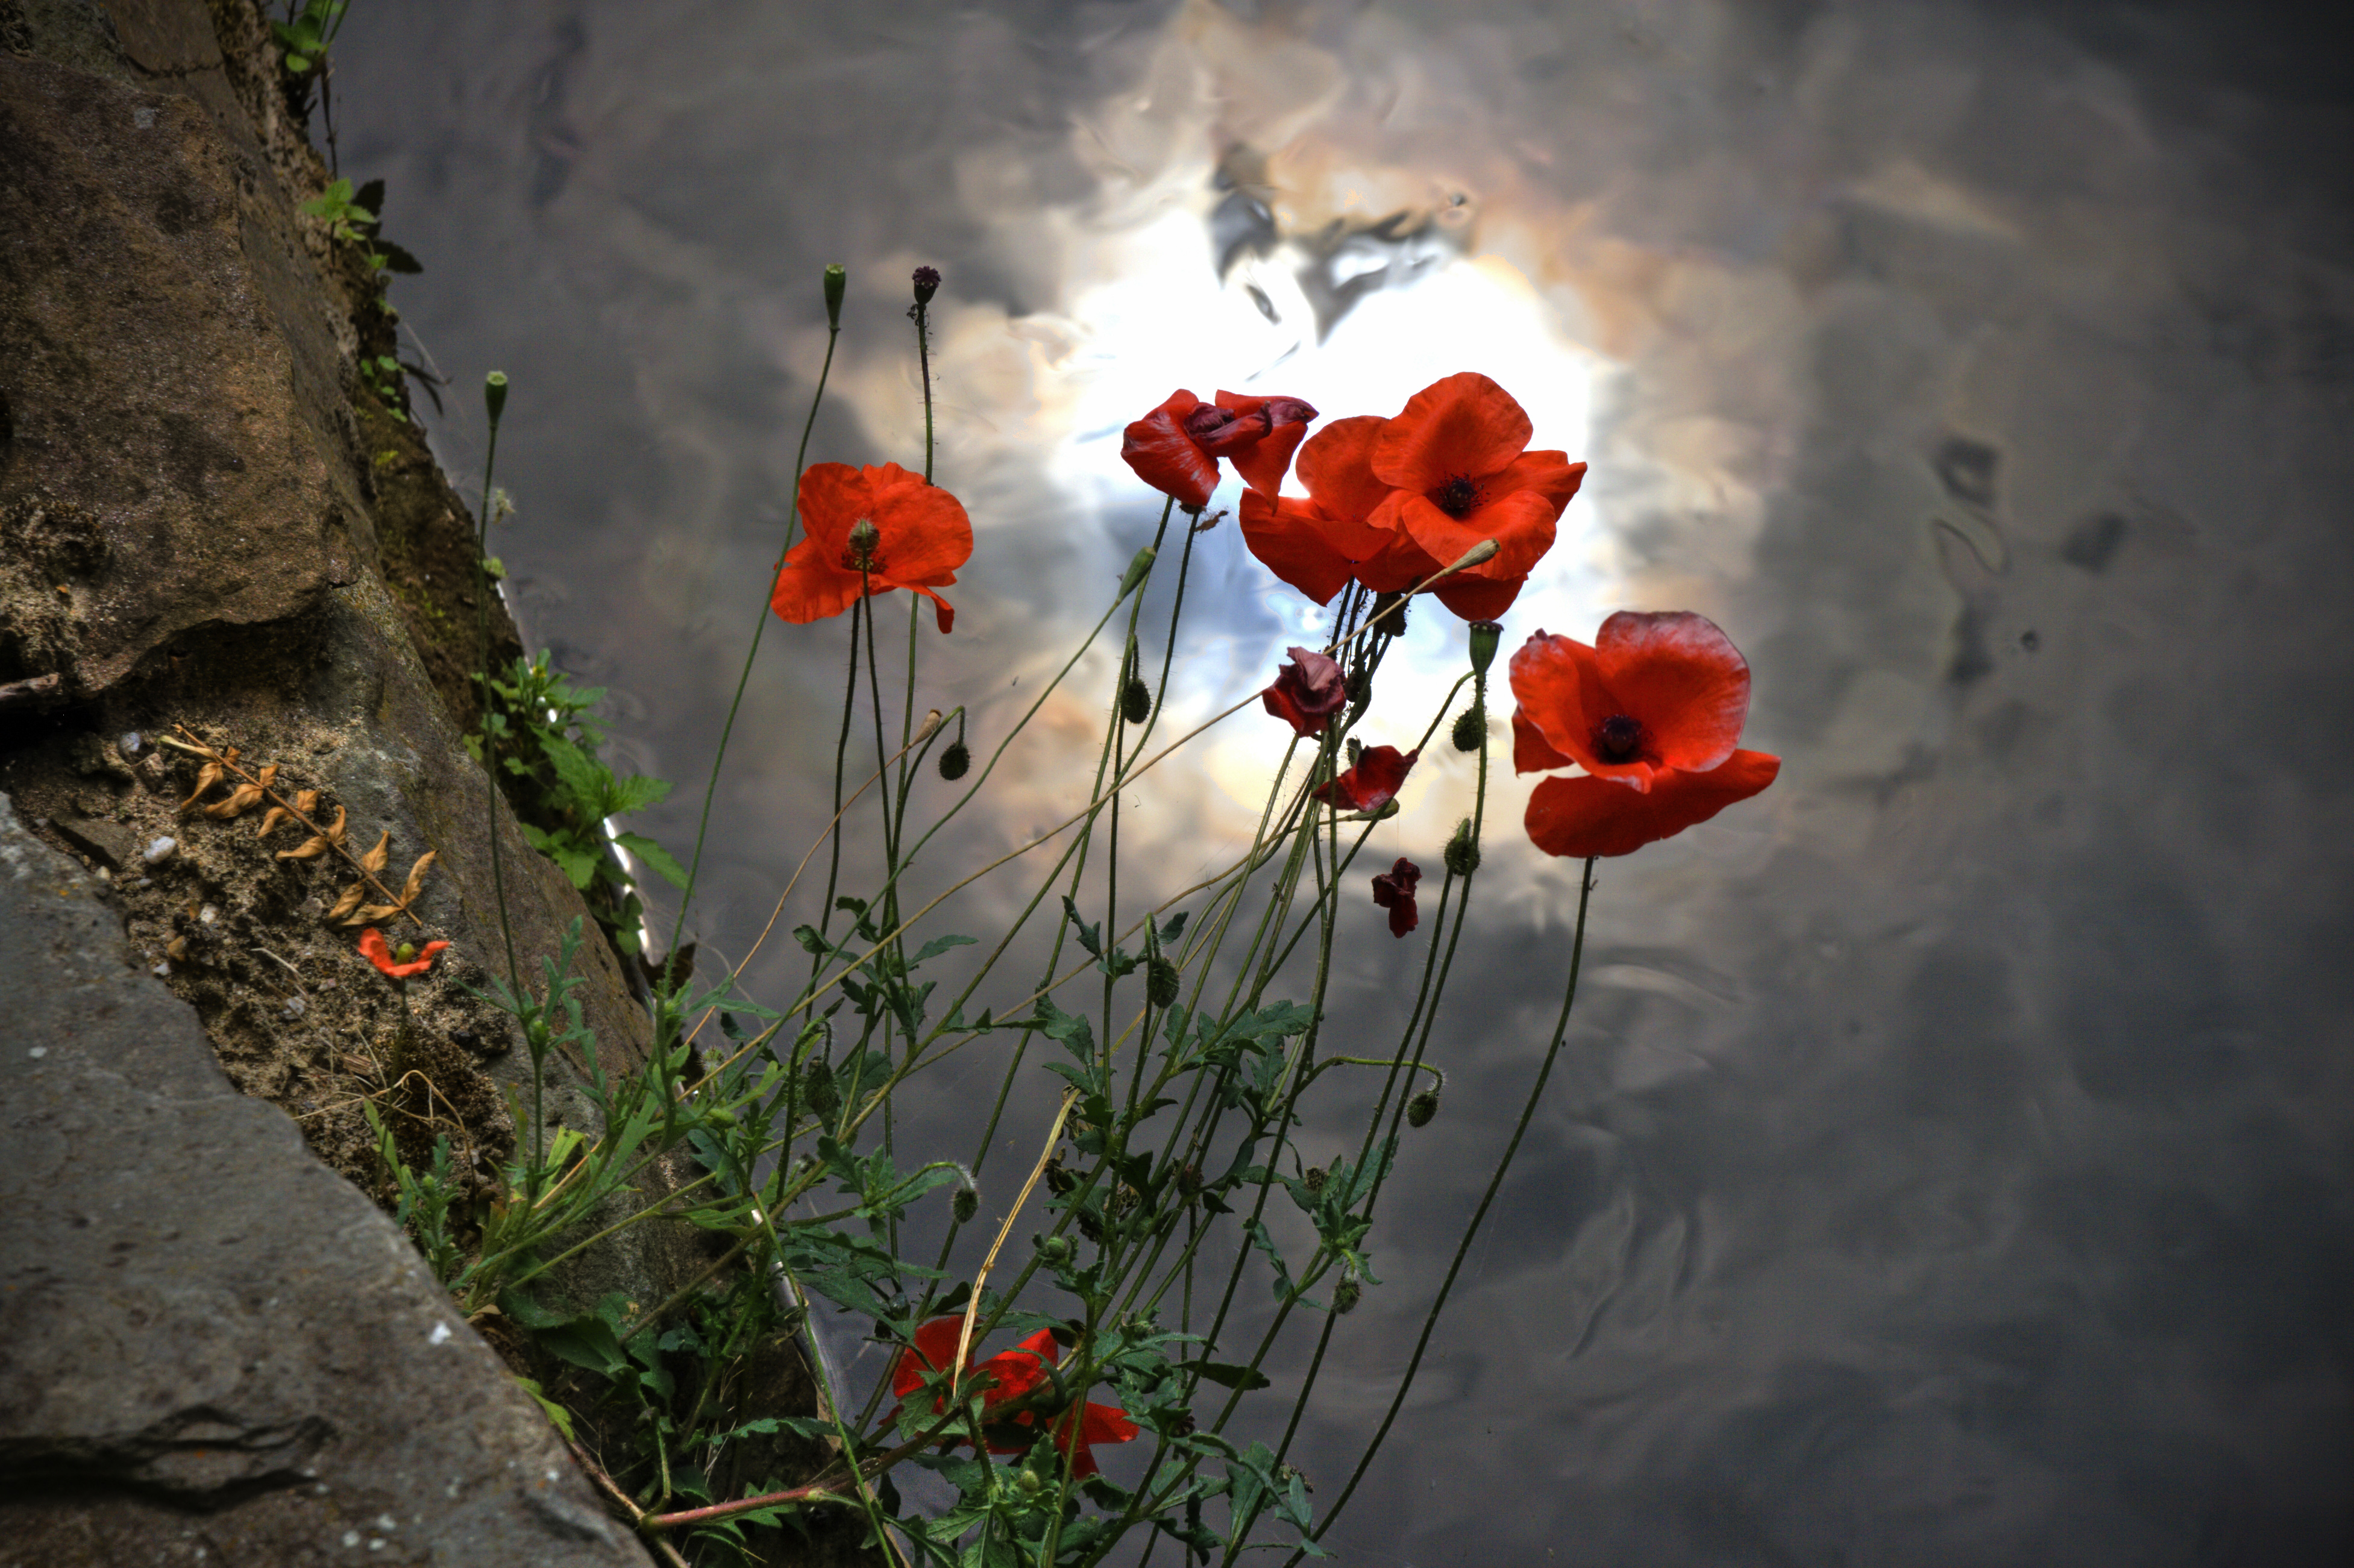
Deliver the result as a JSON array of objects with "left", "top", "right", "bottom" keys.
[{"left": 614, "top": 831, "right": 688, "bottom": 888}]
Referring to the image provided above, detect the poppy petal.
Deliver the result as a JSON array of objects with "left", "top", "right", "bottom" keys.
[
  {"left": 769, "top": 535, "right": 868, "bottom": 626},
  {"left": 1510, "top": 707, "right": 1574, "bottom": 773},
  {"left": 1524, "top": 749, "right": 1780, "bottom": 858},
  {"left": 1352, "top": 526, "right": 1447, "bottom": 594},
  {"left": 794, "top": 462, "right": 870, "bottom": 553},
  {"left": 1217, "top": 391, "right": 1318, "bottom": 496},
  {"left": 1592, "top": 610, "right": 1751, "bottom": 773},
  {"left": 1238, "top": 491, "right": 1357, "bottom": 606},
  {"left": 896, "top": 1317, "right": 968, "bottom": 1399},
  {"left": 1122, "top": 390, "right": 1219, "bottom": 509},
  {"left": 864, "top": 463, "right": 975, "bottom": 588},
  {"left": 1380, "top": 487, "right": 1559, "bottom": 582},
  {"left": 1428, "top": 572, "right": 1524, "bottom": 621},
  {"left": 1369, "top": 372, "right": 1533, "bottom": 494},
  {"left": 1295, "top": 416, "right": 1400, "bottom": 524},
  {"left": 1506, "top": 629, "right": 1649, "bottom": 789},
  {"left": 1313, "top": 745, "right": 1419, "bottom": 812}
]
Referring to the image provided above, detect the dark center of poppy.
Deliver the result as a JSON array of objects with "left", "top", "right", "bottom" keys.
[
  {"left": 1434, "top": 474, "right": 1483, "bottom": 518},
  {"left": 1594, "top": 714, "right": 1643, "bottom": 763}
]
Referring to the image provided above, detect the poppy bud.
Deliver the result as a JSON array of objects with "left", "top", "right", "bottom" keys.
[
  {"left": 912, "top": 265, "right": 941, "bottom": 306},
  {"left": 1445, "top": 817, "right": 1481, "bottom": 877},
  {"left": 1014, "top": 1468, "right": 1045, "bottom": 1496},
  {"left": 483, "top": 370, "right": 508, "bottom": 425},
  {"left": 1302, "top": 1166, "right": 1327, "bottom": 1195},
  {"left": 952, "top": 1185, "right": 979, "bottom": 1224},
  {"left": 1146, "top": 957, "right": 1180, "bottom": 1009},
  {"left": 1347, "top": 668, "right": 1370, "bottom": 707},
  {"left": 1123, "top": 677, "right": 1153, "bottom": 726},
  {"left": 1405, "top": 1088, "right": 1440, "bottom": 1127},
  {"left": 1451, "top": 704, "right": 1486, "bottom": 753},
  {"left": 938, "top": 740, "right": 971, "bottom": 780},
  {"left": 1176, "top": 1162, "right": 1203, "bottom": 1202},
  {"left": 1332, "top": 1275, "right": 1361, "bottom": 1315},
  {"left": 1369, "top": 591, "right": 1408, "bottom": 636},
  {"left": 1117, "top": 544, "right": 1157, "bottom": 601},
  {"left": 1035, "top": 1234, "right": 1074, "bottom": 1265},
  {"left": 802, "top": 1058, "right": 840, "bottom": 1118},
  {"left": 823, "top": 263, "right": 846, "bottom": 328},
  {"left": 1466, "top": 620, "right": 1502, "bottom": 675}
]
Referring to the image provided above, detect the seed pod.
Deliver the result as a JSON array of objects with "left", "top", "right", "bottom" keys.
[
  {"left": 1122, "top": 676, "right": 1153, "bottom": 726},
  {"left": 823, "top": 263, "right": 847, "bottom": 328},
  {"left": 1444, "top": 817, "right": 1481, "bottom": 877},
  {"left": 1014, "top": 1468, "right": 1045, "bottom": 1496},
  {"left": 802, "top": 1058, "right": 840, "bottom": 1118},
  {"left": 1035, "top": 1233, "right": 1074, "bottom": 1265},
  {"left": 1332, "top": 1275, "right": 1361, "bottom": 1315},
  {"left": 911, "top": 265, "right": 941, "bottom": 306},
  {"left": 1146, "top": 957, "right": 1180, "bottom": 1009},
  {"left": 938, "top": 741, "right": 971, "bottom": 780},
  {"left": 1451, "top": 704, "right": 1486, "bottom": 753},
  {"left": 952, "top": 1185, "right": 979, "bottom": 1224},
  {"left": 1466, "top": 619, "right": 1502, "bottom": 674},
  {"left": 1405, "top": 1088, "right": 1440, "bottom": 1127}
]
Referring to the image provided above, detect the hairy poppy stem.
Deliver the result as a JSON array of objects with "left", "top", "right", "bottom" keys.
[
  {"left": 1285, "top": 857, "right": 1600, "bottom": 1564},
  {"left": 669, "top": 264, "right": 841, "bottom": 970}
]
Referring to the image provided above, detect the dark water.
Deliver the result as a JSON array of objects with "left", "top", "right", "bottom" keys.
[{"left": 336, "top": 2, "right": 2353, "bottom": 1561}]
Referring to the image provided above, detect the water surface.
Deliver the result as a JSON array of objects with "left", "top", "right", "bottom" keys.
[{"left": 339, "top": 2, "right": 2353, "bottom": 1560}]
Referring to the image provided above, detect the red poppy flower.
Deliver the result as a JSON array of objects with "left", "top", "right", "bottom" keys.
[
  {"left": 771, "top": 462, "right": 974, "bottom": 634},
  {"left": 1371, "top": 857, "right": 1422, "bottom": 937},
  {"left": 888, "top": 1318, "right": 1138, "bottom": 1476},
  {"left": 1237, "top": 384, "right": 1570, "bottom": 622},
  {"left": 1313, "top": 745, "right": 1419, "bottom": 813},
  {"left": 1366, "top": 372, "right": 1586, "bottom": 609},
  {"left": 1262, "top": 645, "right": 1347, "bottom": 737},
  {"left": 359, "top": 927, "right": 450, "bottom": 980},
  {"left": 1509, "top": 612, "right": 1780, "bottom": 858},
  {"left": 1121, "top": 389, "right": 1316, "bottom": 509}
]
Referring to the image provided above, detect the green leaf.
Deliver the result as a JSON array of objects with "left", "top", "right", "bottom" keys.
[
  {"left": 606, "top": 771, "right": 673, "bottom": 814},
  {"left": 537, "top": 1314, "right": 626, "bottom": 1377},
  {"left": 614, "top": 831, "right": 688, "bottom": 888},
  {"left": 911, "top": 932, "right": 976, "bottom": 966},
  {"left": 1176, "top": 1358, "right": 1270, "bottom": 1392},
  {"left": 547, "top": 842, "right": 601, "bottom": 891},
  {"left": 536, "top": 731, "right": 606, "bottom": 812}
]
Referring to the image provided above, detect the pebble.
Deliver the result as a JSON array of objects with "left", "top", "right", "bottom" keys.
[
  {"left": 119, "top": 732, "right": 143, "bottom": 756},
  {"left": 150, "top": 961, "right": 170, "bottom": 977},
  {"left": 198, "top": 903, "right": 219, "bottom": 924},
  {"left": 142, "top": 836, "right": 177, "bottom": 865},
  {"left": 281, "top": 995, "right": 307, "bottom": 1020}
]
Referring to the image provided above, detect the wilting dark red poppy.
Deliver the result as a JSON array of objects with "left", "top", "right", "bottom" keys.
[
  {"left": 1121, "top": 388, "right": 1316, "bottom": 509},
  {"left": 1214, "top": 390, "right": 1318, "bottom": 497},
  {"left": 771, "top": 462, "right": 974, "bottom": 634},
  {"left": 359, "top": 927, "right": 449, "bottom": 980},
  {"left": 1313, "top": 745, "right": 1419, "bottom": 813},
  {"left": 1262, "top": 645, "right": 1348, "bottom": 737},
  {"left": 1371, "top": 857, "right": 1422, "bottom": 937},
  {"left": 1509, "top": 612, "right": 1780, "bottom": 858},
  {"left": 1366, "top": 372, "right": 1585, "bottom": 612},
  {"left": 889, "top": 1318, "right": 1137, "bottom": 1476}
]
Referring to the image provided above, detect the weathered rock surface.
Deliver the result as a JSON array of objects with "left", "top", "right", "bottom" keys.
[
  {"left": 0, "top": 798, "right": 654, "bottom": 1565},
  {"left": 0, "top": 0, "right": 775, "bottom": 1557}
]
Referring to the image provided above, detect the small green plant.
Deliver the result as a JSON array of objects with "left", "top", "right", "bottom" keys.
[
  {"left": 473, "top": 651, "right": 688, "bottom": 956},
  {"left": 299, "top": 178, "right": 425, "bottom": 280}
]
